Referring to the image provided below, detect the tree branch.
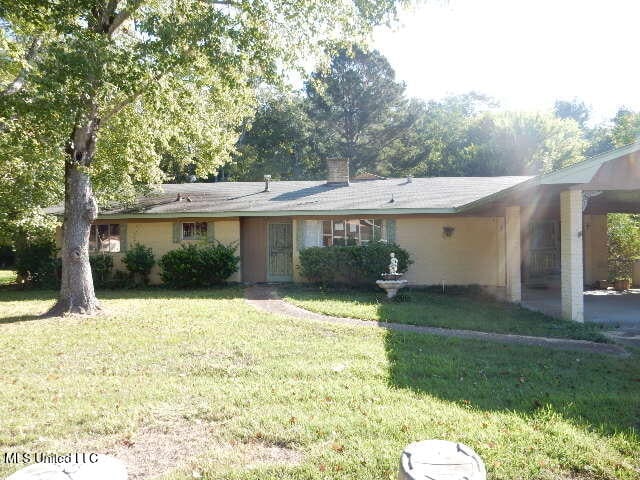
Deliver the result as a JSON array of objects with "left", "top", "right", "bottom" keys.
[
  {"left": 1, "top": 36, "right": 42, "bottom": 96},
  {"left": 100, "top": 71, "right": 165, "bottom": 125},
  {"left": 101, "top": 40, "right": 200, "bottom": 125},
  {"left": 199, "top": 0, "right": 241, "bottom": 6},
  {"left": 101, "top": 0, "right": 120, "bottom": 31},
  {"left": 108, "top": 0, "right": 145, "bottom": 36}
]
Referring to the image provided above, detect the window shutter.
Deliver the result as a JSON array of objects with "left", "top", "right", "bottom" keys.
[
  {"left": 207, "top": 222, "right": 215, "bottom": 243},
  {"left": 173, "top": 222, "right": 181, "bottom": 243},
  {"left": 296, "top": 219, "right": 305, "bottom": 251},
  {"left": 386, "top": 219, "right": 396, "bottom": 244},
  {"left": 120, "top": 224, "right": 127, "bottom": 252}
]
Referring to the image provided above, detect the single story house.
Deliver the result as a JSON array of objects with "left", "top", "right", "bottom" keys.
[{"left": 53, "top": 143, "right": 640, "bottom": 322}]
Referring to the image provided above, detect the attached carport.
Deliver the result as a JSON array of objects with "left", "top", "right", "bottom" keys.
[
  {"left": 547, "top": 144, "right": 640, "bottom": 322},
  {"left": 464, "top": 142, "right": 640, "bottom": 323}
]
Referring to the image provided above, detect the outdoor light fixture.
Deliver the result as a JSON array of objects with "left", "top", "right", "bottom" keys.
[{"left": 443, "top": 226, "right": 455, "bottom": 238}]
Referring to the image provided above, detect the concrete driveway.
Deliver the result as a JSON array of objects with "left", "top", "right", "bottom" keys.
[
  {"left": 523, "top": 288, "right": 640, "bottom": 324},
  {"left": 522, "top": 288, "right": 640, "bottom": 346}
]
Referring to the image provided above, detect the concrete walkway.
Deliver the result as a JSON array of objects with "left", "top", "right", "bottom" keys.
[{"left": 245, "top": 286, "right": 629, "bottom": 357}]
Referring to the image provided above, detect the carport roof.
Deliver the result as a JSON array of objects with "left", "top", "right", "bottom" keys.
[
  {"left": 537, "top": 141, "right": 640, "bottom": 185},
  {"left": 459, "top": 141, "right": 640, "bottom": 212}
]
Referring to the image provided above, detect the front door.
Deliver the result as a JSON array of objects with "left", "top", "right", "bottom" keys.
[{"left": 267, "top": 222, "right": 293, "bottom": 282}]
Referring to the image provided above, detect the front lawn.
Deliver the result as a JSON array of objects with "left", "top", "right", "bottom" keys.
[
  {"left": 282, "top": 286, "right": 609, "bottom": 342},
  {"left": 0, "top": 288, "right": 638, "bottom": 480},
  {"left": 0, "top": 269, "right": 16, "bottom": 285}
]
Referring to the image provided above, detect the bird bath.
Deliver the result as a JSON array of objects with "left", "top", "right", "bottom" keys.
[{"left": 376, "top": 253, "right": 408, "bottom": 299}]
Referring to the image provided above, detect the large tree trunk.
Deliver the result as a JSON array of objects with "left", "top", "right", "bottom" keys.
[{"left": 46, "top": 116, "right": 101, "bottom": 316}]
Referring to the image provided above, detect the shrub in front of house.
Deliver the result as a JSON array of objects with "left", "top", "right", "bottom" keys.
[
  {"left": 299, "top": 242, "right": 411, "bottom": 285},
  {"left": 123, "top": 243, "right": 155, "bottom": 285},
  {"left": 89, "top": 253, "right": 114, "bottom": 288},
  {"left": 0, "top": 245, "right": 15, "bottom": 268},
  {"left": 159, "top": 243, "right": 239, "bottom": 288},
  {"left": 15, "top": 239, "right": 59, "bottom": 288}
]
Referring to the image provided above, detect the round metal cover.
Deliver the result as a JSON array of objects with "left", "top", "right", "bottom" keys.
[{"left": 399, "top": 439, "right": 486, "bottom": 480}]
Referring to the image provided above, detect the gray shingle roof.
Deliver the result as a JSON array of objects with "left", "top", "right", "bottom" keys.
[{"left": 59, "top": 176, "right": 532, "bottom": 217}]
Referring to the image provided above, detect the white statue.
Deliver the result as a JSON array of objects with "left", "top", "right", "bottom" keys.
[{"left": 389, "top": 252, "right": 398, "bottom": 275}]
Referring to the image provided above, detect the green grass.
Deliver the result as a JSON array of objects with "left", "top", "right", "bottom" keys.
[
  {"left": 0, "top": 288, "right": 638, "bottom": 480},
  {"left": 282, "top": 286, "right": 609, "bottom": 342},
  {"left": 0, "top": 269, "right": 16, "bottom": 285}
]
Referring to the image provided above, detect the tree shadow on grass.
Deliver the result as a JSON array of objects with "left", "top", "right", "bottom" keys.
[
  {"left": 96, "top": 286, "right": 245, "bottom": 301},
  {"left": 0, "top": 285, "right": 245, "bottom": 303},
  {"left": 383, "top": 325, "right": 640, "bottom": 437},
  {"left": 0, "top": 286, "right": 245, "bottom": 325},
  {"left": 0, "top": 314, "right": 45, "bottom": 325}
]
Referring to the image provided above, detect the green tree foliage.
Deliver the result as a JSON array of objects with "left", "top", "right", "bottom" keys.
[
  {"left": 608, "top": 214, "right": 640, "bottom": 280},
  {"left": 554, "top": 103, "right": 640, "bottom": 157},
  {"left": 610, "top": 108, "right": 640, "bottom": 147},
  {"left": 230, "top": 62, "right": 589, "bottom": 180},
  {"left": 554, "top": 98, "right": 590, "bottom": 128},
  {"left": 398, "top": 95, "right": 586, "bottom": 177},
  {"left": 601, "top": 108, "right": 640, "bottom": 277},
  {"left": 472, "top": 111, "right": 586, "bottom": 174},
  {"left": 229, "top": 94, "right": 323, "bottom": 181},
  {"left": 1, "top": 0, "right": 404, "bottom": 313},
  {"left": 305, "top": 45, "right": 420, "bottom": 175},
  {"left": 395, "top": 94, "right": 489, "bottom": 177}
]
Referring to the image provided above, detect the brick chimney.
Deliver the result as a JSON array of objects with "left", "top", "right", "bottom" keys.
[{"left": 326, "top": 158, "right": 350, "bottom": 186}]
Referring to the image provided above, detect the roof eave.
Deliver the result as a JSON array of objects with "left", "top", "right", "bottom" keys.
[
  {"left": 93, "top": 207, "right": 459, "bottom": 219},
  {"left": 538, "top": 141, "right": 640, "bottom": 185}
]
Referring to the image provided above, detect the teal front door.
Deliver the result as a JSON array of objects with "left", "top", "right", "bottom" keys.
[{"left": 267, "top": 222, "right": 293, "bottom": 282}]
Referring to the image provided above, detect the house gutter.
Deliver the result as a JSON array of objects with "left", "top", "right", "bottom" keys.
[{"left": 86, "top": 207, "right": 460, "bottom": 220}]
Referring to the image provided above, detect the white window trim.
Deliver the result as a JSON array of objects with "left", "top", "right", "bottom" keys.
[
  {"left": 181, "top": 221, "right": 207, "bottom": 241},
  {"left": 320, "top": 219, "right": 384, "bottom": 247},
  {"left": 90, "top": 224, "right": 121, "bottom": 253}
]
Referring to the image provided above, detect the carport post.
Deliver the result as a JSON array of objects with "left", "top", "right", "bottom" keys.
[{"left": 561, "top": 189, "right": 584, "bottom": 322}]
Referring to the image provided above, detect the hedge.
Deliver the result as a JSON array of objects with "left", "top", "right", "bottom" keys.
[
  {"left": 159, "top": 242, "right": 239, "bottom": 288},
  {"left": 123, "top": 243, "right": 155, "bottom": 285},
  {"left": 298, "top": 242, "right": 411, "bottom": 285},
  {"left": 89, "top": 253, "right": 114, "bottom": 288},
  {"left": 15, "top": 239, "right": 59, "bottom": 288}
]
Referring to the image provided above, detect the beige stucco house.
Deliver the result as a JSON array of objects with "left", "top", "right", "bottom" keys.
[{"left": 54, "top": 143, "right": 640, "bottom": 322}]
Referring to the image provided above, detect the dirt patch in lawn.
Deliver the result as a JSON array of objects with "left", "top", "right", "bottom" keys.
[
  {"left": 108, "top": 420, "right": 302, "bottom": 479},
  {"left": 107, "top": 419, "right": 213, "bottom": 479},
  {"left": 49, "top": 417, "right": 302, "bottom": 480}
]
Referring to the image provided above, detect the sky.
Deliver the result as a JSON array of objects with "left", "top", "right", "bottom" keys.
[{"left": 372, "top": 0, "right": 640, "bottom": 124}]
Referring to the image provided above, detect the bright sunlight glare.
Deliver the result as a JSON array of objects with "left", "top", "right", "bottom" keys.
[{"left": 373, "top": 0, "right": 640, "bottom": 123}]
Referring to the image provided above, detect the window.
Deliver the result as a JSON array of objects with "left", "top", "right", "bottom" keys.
[
  {"left": 321, "top": 219, "right": 383, "bottom": 246},
  {"left": 182, "top": 222, "right": 208, "bottom": 240},
  {"left": 89, "top": 224, "right": 121, "bottom": 253}
]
